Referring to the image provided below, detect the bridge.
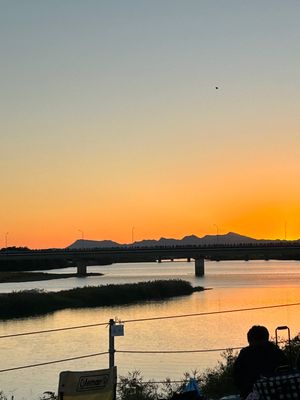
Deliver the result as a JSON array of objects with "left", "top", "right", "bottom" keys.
[{"left": 1, "top": 242, "right": 300, "bottom": 277}]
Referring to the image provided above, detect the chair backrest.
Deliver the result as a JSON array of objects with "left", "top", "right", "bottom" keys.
[{"left": 58, "top": 367, "right": 117, "bottom": 400}]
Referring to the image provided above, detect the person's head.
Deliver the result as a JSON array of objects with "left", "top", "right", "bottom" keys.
[{"left": 247, "top": 325, "right": 269, "bottom": 345}]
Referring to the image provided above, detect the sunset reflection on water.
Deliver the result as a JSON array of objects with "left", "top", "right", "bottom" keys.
[{"left": 1, "top": 260, "right": 300, "bottom": 399}]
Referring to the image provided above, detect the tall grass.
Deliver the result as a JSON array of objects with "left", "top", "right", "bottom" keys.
[{"left": 0, "top": 280, "right": 203, "bottom": 320}]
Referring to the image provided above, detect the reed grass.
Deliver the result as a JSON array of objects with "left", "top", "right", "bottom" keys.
[{"left": 0, "top": 279, "right": 203, "bottom": 320}]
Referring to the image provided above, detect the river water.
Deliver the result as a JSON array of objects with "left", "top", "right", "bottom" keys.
[{"left": 1, "top": 260, "right": 300, "bottom": 399}]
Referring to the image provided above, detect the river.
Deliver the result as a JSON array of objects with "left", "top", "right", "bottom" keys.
[{"left": 1, "top": 260, "right": 300, "bottom": 400}]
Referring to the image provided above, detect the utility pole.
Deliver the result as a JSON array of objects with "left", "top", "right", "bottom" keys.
[
  {"left": 5, "top": 232, "right": 9, "bottom": 248},
  {"left": 108, "top": 319, "right": 115, "bottom": 369},
  {"left": 108, "top": 318, "right": 124, "bottom": 369}
]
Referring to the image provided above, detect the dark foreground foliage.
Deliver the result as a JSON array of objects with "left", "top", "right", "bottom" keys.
[
  {"left": 36, "top": 351, "right": 238, "bottom": 400},
  {"left": 0, "top": 280, "right": 203, "bottom": 320},
  {"left": 115, "top": 336, "right": 300, "bottom": 400},
  {"left": 1, "top": 335, "right": 300, "bottom": 400}
]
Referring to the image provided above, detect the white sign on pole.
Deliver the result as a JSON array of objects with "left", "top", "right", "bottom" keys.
[{"left": 111, "top": 324, "right": 124, "bottom": 336}]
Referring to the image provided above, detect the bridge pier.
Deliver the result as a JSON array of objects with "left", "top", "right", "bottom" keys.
[
  {"left": 195, "top": 258, "right": 205, "bottom": 277},
  {"left": 77, "top": 263, "right": 87, "bottom": 276}
]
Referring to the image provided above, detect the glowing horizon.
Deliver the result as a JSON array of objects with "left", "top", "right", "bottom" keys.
[
  {"left": 1, "top": 1, "right": 300, "bottom": 250},
  {"left": 3, "top": 227, "right": 300, "bottom": 250}
]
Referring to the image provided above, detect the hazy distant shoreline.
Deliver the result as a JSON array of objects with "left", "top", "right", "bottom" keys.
[{"left": 0, "top": 271, "right": 103, "bottom": 283}]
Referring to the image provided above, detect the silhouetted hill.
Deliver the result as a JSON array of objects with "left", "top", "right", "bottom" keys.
[
  {"left": 200, "top": 232, "right": 258, "bottom": 244},
  {"left": 67, "top": 232, "right": 268, "bottom": 249},
  {"left": 68, "top": 239, "right": 120, "bottom": 249}
]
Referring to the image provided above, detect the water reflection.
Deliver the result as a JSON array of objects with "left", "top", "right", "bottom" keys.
[
  {"left": 1, "top": 260, "right": 300, "bottom": 399},
  {"left": 1, "top": 260, "right": 300, "bottom": 293}
]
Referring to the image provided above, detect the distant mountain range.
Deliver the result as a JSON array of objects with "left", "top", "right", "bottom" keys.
[{"left": 67, "top": 232, "right": 293, "bottom": 249}]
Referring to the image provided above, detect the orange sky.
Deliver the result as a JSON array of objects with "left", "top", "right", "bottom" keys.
[{"left": 1, "top": 2, "right": 300, "bottom": 249}]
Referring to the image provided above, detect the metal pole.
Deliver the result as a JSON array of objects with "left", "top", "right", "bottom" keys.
[
  {"left": 109, "top": 319, "right": 115, "bottom": 369},
  {"left": 213, "top": 224, "right": 219, "bottom": 244},
  {"left": 284, "top": 222, "right": 287, "bottom": 241}
]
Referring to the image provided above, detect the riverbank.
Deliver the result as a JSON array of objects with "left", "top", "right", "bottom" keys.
[
  {"left": 0, "top": 271, "right": 103, "bottom": 283},
  {"left": 0, "top": 279, "right": 204, "bottom": 320}
]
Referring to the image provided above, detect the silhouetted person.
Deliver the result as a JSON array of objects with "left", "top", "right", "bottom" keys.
[{"left": 233, "top": 325, "right": 288, "bottom": 399}]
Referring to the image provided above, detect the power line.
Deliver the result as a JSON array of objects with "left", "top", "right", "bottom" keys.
[
  {"left": 134, "top": 381, "right": 183, "bottom": 384},
  {"left": 1, "top": 301, "right": 300, "bottom": 340},
  {"left": 0, "top": 345, "right": 242, "bottom": 374},
  {"left": 0, "top": 352, "right": 109, "bottom": 373},
  {"left": 0, "top": 321, "right": 108, "bottom": 339},
  {"left": 122, "top": 302, "right": 300, "bottom": 324},
  {"left": 0, "top": 301, "right": 298, "bottom": 379},
  {"left": 116, "top": 347, "right": 243, "bottom": 354}
]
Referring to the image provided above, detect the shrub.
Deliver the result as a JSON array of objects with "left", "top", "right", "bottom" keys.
[
  {"left": 0, "top": 392, "right": 7, "bottom": 400},
  {"left": 116, "top": 353, "right": 239, "bottom": 400},
  {"left": 118, "top": 371, "right": 159, "bottom": 400},
  {"left": 199, "top": 349, "right": 238, "bottom": 399}
]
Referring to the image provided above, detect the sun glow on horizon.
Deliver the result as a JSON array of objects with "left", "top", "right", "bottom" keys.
[{"left": 1, "top": 2, "right": 300, "bottom": 249}]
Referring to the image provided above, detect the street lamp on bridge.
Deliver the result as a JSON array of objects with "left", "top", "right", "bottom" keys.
[
  {"left": 213, "top": 224, "right": 219, "bottom": 244},
  {"left": 78, "top": 229, "right": 84, "bottom": 240}
]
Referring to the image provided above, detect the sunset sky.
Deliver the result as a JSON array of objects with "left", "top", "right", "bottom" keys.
[{"left": 1, "top": 1, "right": 300, "bottom": 249}]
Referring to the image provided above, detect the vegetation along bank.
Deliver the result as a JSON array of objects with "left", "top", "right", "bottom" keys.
[
  {"left": 0, "top": 279, "right": 204, "bottom": 320},
  {"left": 0, "top": 271, "right": 103, "bottom": 283}
]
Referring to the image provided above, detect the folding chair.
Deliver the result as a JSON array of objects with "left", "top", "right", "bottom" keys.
[{"left": 58, "top": 367, "right": 117, "bottom": 400}]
